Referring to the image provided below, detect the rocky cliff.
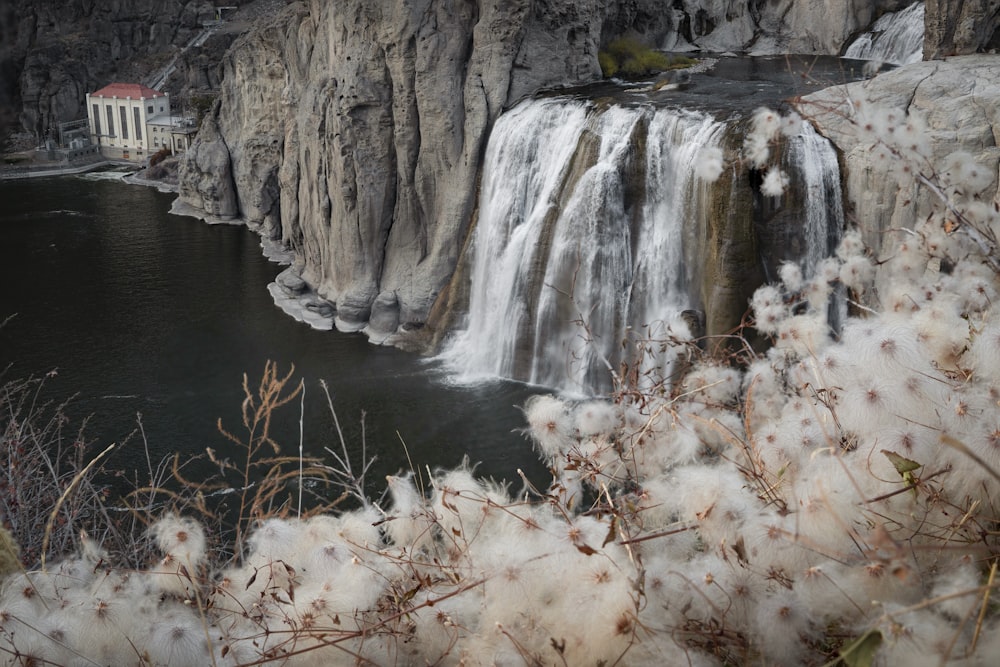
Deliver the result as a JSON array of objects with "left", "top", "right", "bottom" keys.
[
  {"left": 180, "top": 0, "right": 639, "bottom": 333},
  {"left": 800, "top": 56, "right": 1000, "bottom": 259},
  {"left": 0, "top": 0, "right": 282, "bottom": 146},
  {"left": 924, "top": 0, "right": 1000, "bottom": 58},
  {"left": 177, "top": 0, "right": 924, "bottom": 339},
  {"left": 660, "top": 0, "right": 913, "bottom": 54}
]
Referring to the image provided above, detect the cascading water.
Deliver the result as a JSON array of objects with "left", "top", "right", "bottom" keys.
[
  {"left": 441, "top": 99, "right": 724, "bottom": 394},
  {"left": 785, "top": 122, "right": 847, "bottom": 331},
  {"left": 844, "top": 1, "right": 925, "bottom": 66},
  {"left": 443, "top": 97, "right": 845, "bottom": 395},
  {"left": 787, "top": 123, "right": 844, "bottom": 276}
]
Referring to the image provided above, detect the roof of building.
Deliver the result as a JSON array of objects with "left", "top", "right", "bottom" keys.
[{"left": 90, "top": 83, "right": 166, "bottom": 99}]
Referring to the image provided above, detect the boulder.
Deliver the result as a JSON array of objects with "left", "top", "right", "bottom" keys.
[
  {"left": 799, "top": 55, "right": 1000, "bottom": 256},
  {"left": 366, "top": 290, "right": 401, "bottom": 342}
]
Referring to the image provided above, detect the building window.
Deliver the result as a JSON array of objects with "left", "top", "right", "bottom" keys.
[
  {"left": 92, "top": 104, "right": 101, "bottom": 136},
  {"left": 119, "top": 106, "right": 129, "bottom": 140},
  {"left": 133, "top": 107, "right": 142, "bottom": 141},
  {"left": 106, "top": 105, "right": 114, "bottom": 137},
  {"left": 147, "top": 105, "right": 153, "bottom": 114},
  {"left": 159, "top": 105, "right": 164, "bottom": 112}
]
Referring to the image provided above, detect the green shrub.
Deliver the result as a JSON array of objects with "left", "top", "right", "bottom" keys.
[
  {"left": 598, "top": 51, "right": 619, "bottom": 78},
  {"left": 598, "top": 37, "right": 696, "bottom": 78}
]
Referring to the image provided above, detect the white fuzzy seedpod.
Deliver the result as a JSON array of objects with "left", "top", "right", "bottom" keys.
[
  {"left": 942, "top": 150, "right": 994, "bottom": 196},
  {"left": 778, "top": 261, "right": 804, "bottom": 293},
  {"left": 145, "top": 608, "right": 211, "bottom": 666},
  {"left": 246, "top": 518, "right": 301, "bottom": 565},
  {"left": 751, "top": 107, "right": 781, "bottom": 143},
  {"left": 780, "top": 111, "right": 803, "bottom": 138},
  {"left": 761, "top": 167, "right": 789, "bottom": 197},
  {"left": 151, "top": 514, "right": 206, "bottom": 567},
  {"left": 523, "top": 394, "right": 574, "bottom": 463},
  {"left": 385, "top": 473, "right": 436, "bottom": 551},
  {"left": 753, "top": 588, "right": 816, "bottom": 665},
  {"left": 835, "top": 229, "right": 866, "bottom": 261},
  {"left": 838, "top": 255, "right": 875, "bottom": 291},
  {"left": 572, "top": 400, "right": 620, "bottom": 439},
  {"left": 775, "top": 313, "right": 829, "bottom": 358},
  {"left": 967, "top": 313, "right": 1000, "bottom": 382},
  {"left": 695, "top": 145, "right": 725, "bottom": 181}
]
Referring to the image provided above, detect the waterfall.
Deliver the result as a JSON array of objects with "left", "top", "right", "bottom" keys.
[
  {"left": 786, "top": 122, "right": 847, "bottom": 331},
  {"left": 441, "top": 99, "right": 724, "bottom": 394},
  {"left": 844, "top": 1, "right": 925, "bottom": 66},
  {"left": 442, "top": 98, "right": 845, "bottom": 394},
  {"left": 787, "top": 123, "right": 844, "bottom": 277}
]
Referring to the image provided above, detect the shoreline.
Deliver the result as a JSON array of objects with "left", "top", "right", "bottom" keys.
[{"left": 0, "top": 159, "right": 132, "bottom": 181}]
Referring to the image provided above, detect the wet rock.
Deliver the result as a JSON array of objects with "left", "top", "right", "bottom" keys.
[{"left": 800, "top": 55, "right": 1000, "bottom": 256}]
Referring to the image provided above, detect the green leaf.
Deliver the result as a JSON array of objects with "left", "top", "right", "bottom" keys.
[
  {"left": 838, "top": 629, "right": 882, "bottom": 667},
  {"left": 882, "top": 450, "right": 921, "bottom": 475}
]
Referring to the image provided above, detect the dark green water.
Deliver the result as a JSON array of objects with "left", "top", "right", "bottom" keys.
[{"left": 0, "top": 173, "right": 549, "bottom": 497}]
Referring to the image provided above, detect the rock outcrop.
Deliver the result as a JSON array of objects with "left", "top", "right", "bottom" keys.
[
  {"left": 179, "top": 0, "right": 928, "bottom": 339},
  {"left": 659, "top": 0, "right": 913, "bottom": 54},
  {"left": 924, "top": 0, "right": 1000, "bottom": 59},
  {"left": 799, "top": 55, "right": 1000, "bottom": 256},
  {"left": 179, "top": 0, "right": 663, "bottom": 333},
  {"left": 0, "top": 1, "right": 292, "bottom": 144}
]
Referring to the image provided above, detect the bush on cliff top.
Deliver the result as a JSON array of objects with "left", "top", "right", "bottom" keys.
[{"left": 599, "top": 36, "right": 696, "bottom": 78}]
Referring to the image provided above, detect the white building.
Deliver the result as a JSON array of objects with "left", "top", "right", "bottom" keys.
[
  {"left": 86, "top": 83, "right": 194, "bottom": 161},
  {"left": 147, "top": 115, "right": 199, "bottom": 155}
]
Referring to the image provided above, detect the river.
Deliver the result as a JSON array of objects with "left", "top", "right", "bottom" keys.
[{"left": 0, "top": 173, "right": 549, "bottom": 498}]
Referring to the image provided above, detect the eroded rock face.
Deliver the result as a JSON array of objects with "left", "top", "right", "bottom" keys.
[
  {"left": 179, "top": 0, "right": 923, "bottom": 338},
  {"left": 177, "top": 0, "right": 996, "bottom": 341},
  {"left": 925, "top": 0, "right": 1000, "bottom": 59},
  {"left": 800, "top": 56, "right": 1000, "bottom": 256},
  {"left": 659, "top": 0, "right": 912, "bottom": 54},
  {"left": 180, "top": 0, "right": 654, "bottom": 332}
]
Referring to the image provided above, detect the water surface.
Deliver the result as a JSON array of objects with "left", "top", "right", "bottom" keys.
[{"left": 0, "top": 174, "right": 549, "bottom": 497}]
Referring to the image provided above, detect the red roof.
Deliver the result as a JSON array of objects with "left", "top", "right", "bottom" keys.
[{"left": 90, "top": 83, "right": 165, "bottom": 99}]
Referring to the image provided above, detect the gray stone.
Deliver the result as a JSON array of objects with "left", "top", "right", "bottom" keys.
[
  {"left": 276, "top": 267, "right": 307, "bottom": 294},
  {"left": 799, "top": 55, "right": 1000, "bottom": 256},
  {"left": 651, "top": 0, "right": 912, "bottom": 55},
  {"left": 172, "top": 1, "right": 996, "bottom": 344},
  {"left": 1, "top": 0, "right": 221, "bottom": 139},
  {"left": 367, "top": 290, "right": 401, "bottom": 339},
  {"left": 925, "top": 0, "right": 1000, "bottom": 59},
  {"left": 178, "top": 113, "right": 239, "bottom": 219}
]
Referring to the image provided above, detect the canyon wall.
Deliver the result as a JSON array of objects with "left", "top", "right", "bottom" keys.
[
  {"left": 660, "top": 0, "right": 912, "bottom": 54},
  {"left": 924, "top": 0, "right": 1000, "bottom": 59},
  {"left": 177, "top": 0, "right": 917, "bottom": 338},
  {"left": 180, "top": 0, "right": 640, "bottom": 332}
]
